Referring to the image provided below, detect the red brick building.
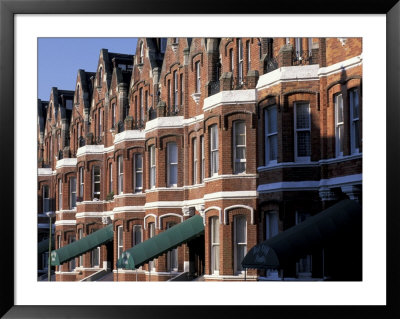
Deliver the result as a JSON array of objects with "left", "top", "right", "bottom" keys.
[{"left": 38, "top": 37, "right": 362, "bottom": 281}]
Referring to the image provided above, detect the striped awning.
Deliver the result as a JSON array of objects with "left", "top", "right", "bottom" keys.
[
  {"left": 117, "top": 215, "right": 204, "bottom": 270},
  {"left": 50, "top": 224, "right": 113, "bottom": 266}
]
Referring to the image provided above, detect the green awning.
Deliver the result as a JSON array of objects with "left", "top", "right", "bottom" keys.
[
  {"left": 50, "top": 224, "right": 113, "bottom": 266},
  {"left": 242, "top": 199, "right": 362, "bottom": 270},
  {"left": 38, "top": 238, "right": 54, "bottom": 255},
  {"left": 117, "top": 215, "right": 204, "bottom": 270}
]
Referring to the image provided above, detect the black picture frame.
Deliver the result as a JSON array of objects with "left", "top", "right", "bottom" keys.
[{"left": 1, "top": 0, "right": 399, "bottom": 318}]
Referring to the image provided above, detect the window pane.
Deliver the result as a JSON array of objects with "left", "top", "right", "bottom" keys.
[
  {"left": 354, "top": 120, "right": 360, "bottom": 149},
  {"left": 135, "top": 154, "right": 142, "bottom": 170},
  {"left": 266, "top": 212, "right": 279, "bottom": 239},
  {"left": 297, "top": 131, "right": 311, "bottom": 157},
  {"left": 267, "top": 106, "right": 277, "bottom": 133},
  {"left": 236, "top": 146, "right": 246, "bottom": 160},
  {"left": 296, "top": 103, "right": 310, "bottom": 129},
  {"left": 169, "top": 164, "right": 178, "bottom": 185},
  {"left": 168, "top": 143, "right": 178, "bottom": 163},
  {"left": 269, "top": 135, "right": 278, "bottom": 161}
]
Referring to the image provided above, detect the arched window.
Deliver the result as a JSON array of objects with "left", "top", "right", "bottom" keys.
[
  {"left": 117, "top": 155, "right": 124, "bottom": 195},
  {"left": 149, "top": 145, "right": 156, "bottom": 189},
  {"left": 133, "top": 153, "right": 143, "bottom": 193},
  {"left": 210, "top": 216, "right": 220, "bottom": 274},
  {"left": 210, "top": 125, "right": 219, "bottom": 176},
  {"left": 264, "top": 105, "right": 278, "bottom": 165},
  {"left": 233, "top": 121, "right": 246, "bottom": 174},
  {"left": 234, "top": 215, "right": 247, "bottom": 274},
  {"left": 92, "top": 166, "right": 101, "bottom": 200},
  {"left": 167, "top": 142, "right": 178, "bottom": 187},
  {"left": 238, "top": 39, "right": 244, "bottom": 84}
]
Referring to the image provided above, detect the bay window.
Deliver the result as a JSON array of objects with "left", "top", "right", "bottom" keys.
[
  {"left": 43, "top": 185, "right": 49, "bottom": 213},
  {"left": 79, "top": 166, "right": 84, "bottom": 200},
  {"left": 210, "top": 125, "right": 219, "bottom": 176},
  {"left": 335, "top": 94, "right": 344, "bottom": 157},
  {"left": 200, "top": 136, "right": 205, "bottom": 183},
  {"left": 193, "top": 138, "right": 198, "bottom": 184},
  {"left": 92, "top": 166, "right": 100, "bottom": 200},
  {"left": 167, "top": 142, "right": 178, "bottom": 187},
  {"left": 132, "top": 225, "right": 142, "bottom": 246},
  {"left": 210, "top": 216, "right": 220, "bottom": 274},
  {"left": 167, "top": 222, "right": 178, "bottom": 271},
  {"left": 58, "top": 178, "right": 62, "bottom": 210},
  {"left": 150, "top": 145, "right": 156, "bottom": 189},
  {"left": 233, "top": 121, "right": 246, "bottom": 174},
  {"left": 234, "top": 215, "right": 247, "bottom": 273},
  {"left": 294, "top": 102, "right": 311, "bottom": 161},
  {"left": 117, "top": 155, "right": 123, "bottom": 195},
  {"left": 117, "top": 225, "right": 123, "bottom": 259},
  {"left": 349, "top": 88, "right": 360, "bottom": 154},
  {"left": 134, "top": 154, "right": 143, "bottom": 193},
  {"left": 238, "top": 39, "right": 243, "bottom": 84},
  {"left": 70, "top": 177, "right": 77, "bottom": 209},
  {"left": 264, "top": 105, "right": 278, "bottom": 165},
  {"left": 195, "top": 61, "right": 201, "bottom": 93}
]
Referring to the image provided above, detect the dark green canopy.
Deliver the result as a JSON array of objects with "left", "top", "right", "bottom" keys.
[
  {"left": 38, "top": 238, "right": 54, "bottom": 255},
  {"left": 242, "top": 199, "right": 362, "bottom": 270},
  {"left": 117, "top": 215, "right": 204, "bottom": 270},
  {"left": 50, "top": 224, "right": 113, "bottom": 266}
]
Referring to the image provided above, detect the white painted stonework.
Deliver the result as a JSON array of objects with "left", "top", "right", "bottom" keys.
[
  {"left": 55, "top": 158, "right": 77, "bottom": 169},
  {"left": 203, "top": 191, "right": 257, "bottom": 201},
  {"left": 113, "top": 206, "right": 145, "bottom": 213},
  {"left": 76, "top": 145, "right": 104, "bottom": 157},
  {"left": 318, "top": 55, "right": 362, "bottom": 77},
  {"left": 203, "top": 89, "right": 257, "bottom": 111},
  {"left": 38, "top": 168, "right": 52, "bottom": 176},
  {"left": 145, "top": 116, "right": 184, "bottom": 133},
  {"left": 256, "top": 64, "right": 320, "bottom": 90},
  {"left": 114, "top": 130, "right": 145, "bottom": 144},
  {"left": 55, "top": 220, "right": 76, "bottom": 226}
]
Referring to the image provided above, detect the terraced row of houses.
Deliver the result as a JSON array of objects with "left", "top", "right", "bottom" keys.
[{"left": 37, "top": 37, "right": 362, "bottom": 281}]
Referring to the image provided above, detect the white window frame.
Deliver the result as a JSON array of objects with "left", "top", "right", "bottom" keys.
[
  {"left": 210, "top": 216, "right": 220, "bottom": 275},
  {"left": 308, "top": 38, "right": 313, "bottom": 56},
  {"left": 193, "top": 138, "right": 198, "bottom": 185},
  {"left": 166, "top": 222, "right": 178, "bottom": 272},
  {"left": 238, "top": 39, "right": 244, "bottom": 84},
  {"left": 150, "top": 145, "right": 156, "bottom": 189},
  {"left": 91, "top": 246, "right": 100, "bottom": 268},
  {"left": 349, "top": 88, "right": 360, "bottom": 154},
  {"left": 117, "top": 155, "right": 123, "bottom": 195},
  {"left": 43, "top": 185, "right": 49, "bottom": 213},
  {"left": 69, "top": 177, "right": 77, "bottom": 209},
  {"left": 117, "top": 225, "right": 123, "bottom": 260},
  {"left": 264, "top": 105, "right": 278, "bottom": 165},
  {"left": 335, "top": 94, "right": 344, "bottom": 157},
  {"left": 140, "top": 88, "right": 144, "bottom": 122},
  {"left": 92, "top": 166, "right": 101, "bottom": 200},
  {"left": 78, "top": 229, "right": 83, "bottom": 267},
  {"left": 111, "top": 103, "right": 116, "bottom": 129},
  {"left": 200, "top": 136, "right": 205, "bottom": 183},
  {"left": 294, "top": 102, "right": 311, "bottom": 162},
  {"left": 234, "top": 215, "right": 247, "bottom": 274},
  {"left": 148, "top": 223, "right": 156, "bottom": 271},
  {"left": 174, "top": 71, "right": 178, "bottom": 111},
  {"left": 195, "top": 61, "right": 201, "bottom": 93},
  {"left": 295, "top": 38, "right": 303, "bottom": 58},
  {"left": 79, "top": 166, "right": 84, "bottom": 200},
  {"left": 132, "top": 225, "right": 143, "bottom": 246},
  {"left": 233, "top": 121, "right": 246, "bottom": 174},
  {"left": 167, "top": 142, "right": 178, "bottom": 187},
  {"left": 210, "top": 125, "right": 219, "bottom": 176},
  {"left": 58, "top": 178, "right": 62, "bottom": 211},
  {"left": 134, "top": 153, "right": 143, "bottom": 193},
  {"left": 109, "top": 163, "right": 113, "bottom": 193}
]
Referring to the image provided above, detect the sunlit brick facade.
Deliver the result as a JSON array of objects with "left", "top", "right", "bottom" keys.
[{"left": 38, "top": 37, "right": 362, "bottom": 281}]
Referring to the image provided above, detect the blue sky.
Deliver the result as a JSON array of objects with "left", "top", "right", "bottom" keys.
[{"left": 38, "top": 38, "right": 138, "bottom": 101}]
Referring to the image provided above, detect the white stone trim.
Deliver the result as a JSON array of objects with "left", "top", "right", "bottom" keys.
[
  {"left": 183, "top": 114, "right": 204, "bottom": 126},
  {"left": 258, "top": 154, "right": 362, "bottom": 172},
  {"left": 144, "top": 213, "right": 158, "bottom": 229},
  {"left": 204, "top": 206, "right": 222, "bottom": 224},
  {"left": 203, "top": 191, "right": 257, "bottom": 201},
  {"left": 203, "top": 89, "right": 257, "bottom": 111},
  {"left": 113, "top": 206, "right": 145, "bottom": 213},
  {"left": 38, "top": 168, "right": 52, "bottom": 176},
  {"left": 158, "top": 213, "right": 183, "bottom": 229},
  {"left": 182, "top": 183, "right": 205, "bottom": 190},
  {"left": 113, "top": 193, "right": 145, "bottom": 199},
  {"left": 55, "top": 220, "right": 77, "bottom": 226},
  {"left": 257, "top": 173, "right": 362, "bottom": 193},
  {"left": 318, "top": 54, "right": 362, "bottom": 77},
  {"left": 104, "top": 145, "right": 114, "bottom": 153},
  {"left": 145, "top": 116, "right": 184, "bottom": 133},
  {"left": 55, "top": 209, "right": 76, "bottom": 214},
  {"left": 144, "top": 201, "right": 184, "bottom": 209},
  {"left": 256, "top": 64, "right": 320, "bottom": 90},
  {"left": 203, "top": 274, "right": 257, "bottom": 281},
  {"left": 55, "top": 158, "right": 77, "bottom": 169},
  {"left": 75, "top": 211, "right": 114, "bottom": 219},
  {"left": 145, "top": 187, "right": 184, "bottom": 193},
  {"left": 76, "top": 200, "right": 104, "bottom": 205},
  {"left": 114, "top": 130, "right": 145, "bottom": 145},
  {"left": 76, "top": 145, "right": 104, "bottom": 157},
  {"left": 224, "top": 204, "right": 254, "bottom": 225},
  {"left": 204, "top": 174, "right": 256, "bottom": 182}
]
